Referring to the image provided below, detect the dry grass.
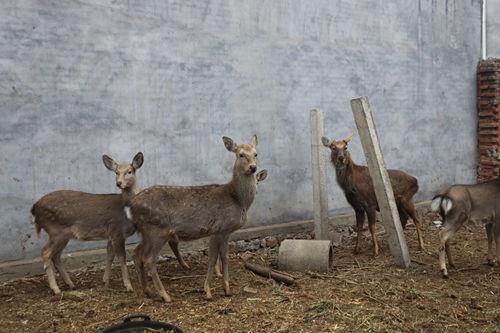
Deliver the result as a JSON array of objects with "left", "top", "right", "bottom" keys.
[{"left": 1, "top": 218, "right": 499, "bottom": 332}]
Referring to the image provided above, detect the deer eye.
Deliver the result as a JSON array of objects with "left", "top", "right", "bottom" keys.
[
  {"left": 128, "top": 170, "right": 132, "bottom": 175},
  {"left": 255, "top": 153, "right": 258, "bottom": 157},
  {"left": 239, "top": 154, "right": 245, "bottom": 158}
]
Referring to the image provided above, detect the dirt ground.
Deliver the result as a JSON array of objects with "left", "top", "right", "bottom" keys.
[{"left": 1, "top": 218, "right": 499, "bottom": 333}]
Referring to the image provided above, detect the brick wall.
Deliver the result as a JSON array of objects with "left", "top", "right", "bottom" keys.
[{"left": 477, "top": 59, "right": 500, "bottom": 182}]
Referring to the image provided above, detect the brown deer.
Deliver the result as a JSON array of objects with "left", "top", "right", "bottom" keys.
[
  {"left": 213, "top": 169, "right": 268, "bottom": 277},
  {"left": 31, "top": 152, "right": 189, "bottom": 294},
  {"left": 322, "top": 134, "right": 424, "bottom": 256},
  {"left": 431, "top": 179, "right": 500, "bottom": 278},
  {"left": 127, "top": 135, "right": 267, "bottom": 302}
]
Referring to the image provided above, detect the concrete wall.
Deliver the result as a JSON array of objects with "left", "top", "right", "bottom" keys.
[
  {"left": 0, "top": 0, "right": 481, "bottom": 261},
  {"left": 487, "top": 0, "right": 500, "bottom": 57}
]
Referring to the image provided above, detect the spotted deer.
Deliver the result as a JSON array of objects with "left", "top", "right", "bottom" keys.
[
  {"left": 322, "top": 134, "right": 424, "bottom": 256},
  {"left": 31, "top": 152, "right": 188, "bottom": 294},
  {"left": 213, "top": 169, "right": 268, "bottom": 277},
  {"left": 127, "top": 135, "right": 267, "bottom": 302},
  {"left": 431, "top": 148, "right": 500, "bottom": 277}
]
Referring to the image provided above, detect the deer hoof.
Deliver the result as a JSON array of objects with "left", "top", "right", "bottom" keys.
[
  {"left": 144, "top": 287, "right": 156, "bottom": 298},
  {"left": 161, "top": 293, "right": 172, "bottom": 303},
  {"left": 441, "top": 269, "right": 449, "bottom": 279},
  {"left": 486, "top": 258, "right": 496, "bottom": 266},
  {"left": 180, "top": 262, "right": 191, "bottom": 270},
  {"left": 205, "top": 287, "right": 213, "bottom": 300},
  {"left": 125, "top": 285, "right": 134, "bottom": 293}
]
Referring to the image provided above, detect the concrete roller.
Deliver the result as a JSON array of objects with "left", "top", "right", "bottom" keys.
[{"left": 278, "top": 239, "right": 333, "bottom": 273}]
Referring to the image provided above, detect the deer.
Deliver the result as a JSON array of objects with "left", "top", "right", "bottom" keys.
[
  {"left": 31, "top": 152, "right": 189, "bottom": 295},
  {"left": 126, "top": 135, "right": 267, "bottom": 302},
  {"left": 431, "top": 151, "right": 500, "bottom": 278},
  {"left": 213, "top": 169, "right": 268, "bottom": 277},
  {"left": 322, "top": 134, "right": 425, "bottom": 256}
]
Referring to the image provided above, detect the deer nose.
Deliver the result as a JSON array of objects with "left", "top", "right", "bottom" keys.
[
  {"left": 338, "top": 156, "right": 345, "bottom": 162},
  {"left": 249, "top": 165, "right": 257, "bottom": 174},
  {"left": 116, "top": 181, "right": 122, "bottom": 188}
]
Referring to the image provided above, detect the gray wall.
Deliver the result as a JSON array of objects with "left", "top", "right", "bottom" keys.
[
  {"left": 0, "top": 0, "right": 481, "bottom": 261},
  {"left": 487, "top": 0, "right": 500, "bottom": 57}
]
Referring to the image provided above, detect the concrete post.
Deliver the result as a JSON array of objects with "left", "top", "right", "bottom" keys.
[
  {"left": 310, "top": 109, "right": 329, "bottom": 240},
  {"left": 350, "top": 97, "right": 410, "bottom": 268}
]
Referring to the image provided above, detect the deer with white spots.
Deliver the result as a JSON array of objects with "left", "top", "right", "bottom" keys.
[
  {"left": 31, "top": 152, "right": 189, "bottom": 295},
  {"left": 127, "top": 135, "right": 267, "bottom": 302}
]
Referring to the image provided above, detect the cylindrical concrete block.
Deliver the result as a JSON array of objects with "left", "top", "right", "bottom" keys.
[{"left": 278, "top": 239, "right": 333, "bottom": 273}]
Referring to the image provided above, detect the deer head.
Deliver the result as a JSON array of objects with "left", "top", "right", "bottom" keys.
[
  {"left": 102, "top": 152, "right": 144, "bottom": 191},
  {"left": 223, "top": 135, "right": 259, "bottom": 175},
  {"left": 321, "top": 134, "right": 353, "bottom": 167}
]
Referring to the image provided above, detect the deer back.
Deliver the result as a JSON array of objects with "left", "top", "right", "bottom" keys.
[
  {"left": 130, "top": 184, "right": 246, "bottom": 241},
  {"left": 33, "top": 190, "right": 134, "bottom": 240},
  {"left": 445, "top": 179, "right": 500, "bottom": 223}
]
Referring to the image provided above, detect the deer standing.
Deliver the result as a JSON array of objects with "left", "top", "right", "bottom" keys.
[
  {"left": 431, "top": 179, "right": 500, "bottom": 278},
  {"left": 322, "top": 134, "right": 425, "bottom": 256},
  {"left": 127, "top": 135, "right": 267, "bottom": 302},
  {"left": 31, "top": 152, "right": 189, "bottom": 294}
]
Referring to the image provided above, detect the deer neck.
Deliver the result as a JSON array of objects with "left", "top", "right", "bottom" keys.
[
  {"left": 228, "top": 167, "right": 257, "bottom": 210},
  {"left": 121, "top": 183, "right": 140, "bottom": 205},
  {"left": 334, "top": 156, "right": 355, "bottom": 192}
]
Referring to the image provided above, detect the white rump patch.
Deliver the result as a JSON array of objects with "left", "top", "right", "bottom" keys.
[
  {"left": 124, "top": 206, "right": 133, "bottom": 220},
  {"left": 441, "top": 198, "right": 453, "bottom": 215},
  {"left": 430, "top": 197, "right": 442, "bottom": 212},
  {"left": 31, "top": 214, "right": 36, "bottom": 224},
  {"left": 432, "top": 220, "right": 443, "bottom": 228}
]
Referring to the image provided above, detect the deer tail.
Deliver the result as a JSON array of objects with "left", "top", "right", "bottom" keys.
[
  {"left": 31, "top": 205, "right": 42, "bottom": 239},
  {"left": 430, "top": 195, "right": 453, "bottom": 218}
]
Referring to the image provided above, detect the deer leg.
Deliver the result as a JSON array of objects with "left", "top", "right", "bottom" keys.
[
  {"left": 486, "top": 224, "right": 495, "bottom": 266},
  {"left": 439, "top": 226, "right": 458, "bottom": 278},
  {"left": 445, "top": 240, "right": 455, "bottom": 268},
  {"left": 493, "top": 222, "right": 500, "bottom": 266},
  {"left": 439, "top": 229, "right": 450, "bottom": 278},
  {"left": 51, "top": 238, "right": 74, "bottom": 289},
  {"left": 41, "top": 240, "right": 60, "bottom": 295},
  {"left": 168, "top": 240, "right": 190, "bottom": 270},
  {"left": 112, "top": 238, "right": 133, "bottom": 292},
  {"left": 353, "top": 209, "right": 365, "bottom": 255},
  {"left": 402, "top": 200, "right": 425, "bottom": 251},
  {"left": 204, "top": 235, "right": 220, "bottom": 300},
  {"left": 133, "top": 241, "right": 148, "bottom": 297},
  {"left": 103, "top": 240, "right": 115, "bottom": 288},
  {"left": 214, "top": 256, "right": 223, "bottom": 277},
  {"left": 367, "top": 208, "right": 378, "bottom": 257},
  {"left": 218, "top": 235, "right": 231, "bottom": 296},
  {"left": 143, "top": 238, "right": 170, "bottom": 302}
]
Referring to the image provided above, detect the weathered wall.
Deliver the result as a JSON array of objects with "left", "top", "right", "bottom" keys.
[
  {"left": 487, "top": 0, "right": 500, "bottom": 57},
  {"left": 0, "top": 0, "right": 481, "bottom": 261}
]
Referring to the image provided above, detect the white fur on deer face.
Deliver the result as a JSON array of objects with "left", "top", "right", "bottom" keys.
[
  {"left": 223, "top": 135, "right": 259, "bottom": 175},
  {"left": 102, "top": 152, "right": 143, "bottom": 190}
]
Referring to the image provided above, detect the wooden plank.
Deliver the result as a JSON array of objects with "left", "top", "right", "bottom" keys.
[
  {"left": 309, "top": 109, "right": 329, "bottom": 240},
  {"left": 350, "top": 97, "right": 410, "bottom": 268}
]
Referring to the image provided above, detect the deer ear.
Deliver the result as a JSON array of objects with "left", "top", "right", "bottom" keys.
[
  {"left": 223, "top": 136, "right": 238, "bottom": 152},
  {"left": 321, "top": 136, "right": 331, "bottom": 147},
  {"left": 250, "top": 134, "right": 258, "bottom": 147},
  {"left": 102, "top": 155, "right": 118, "bottom": 172},
  {"left": 256, "top": 169, "right": 268, "bottom": 182},
  {"left": 343, "top": 134, "right": 353, "bottom": 144},
  {"left": 132, "top": 152, "right": 144, "bottom": 170}
]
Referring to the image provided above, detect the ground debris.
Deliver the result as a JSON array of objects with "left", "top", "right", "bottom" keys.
[{"left": 0, "top": 217, "right": 499, "bottom": 332}]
